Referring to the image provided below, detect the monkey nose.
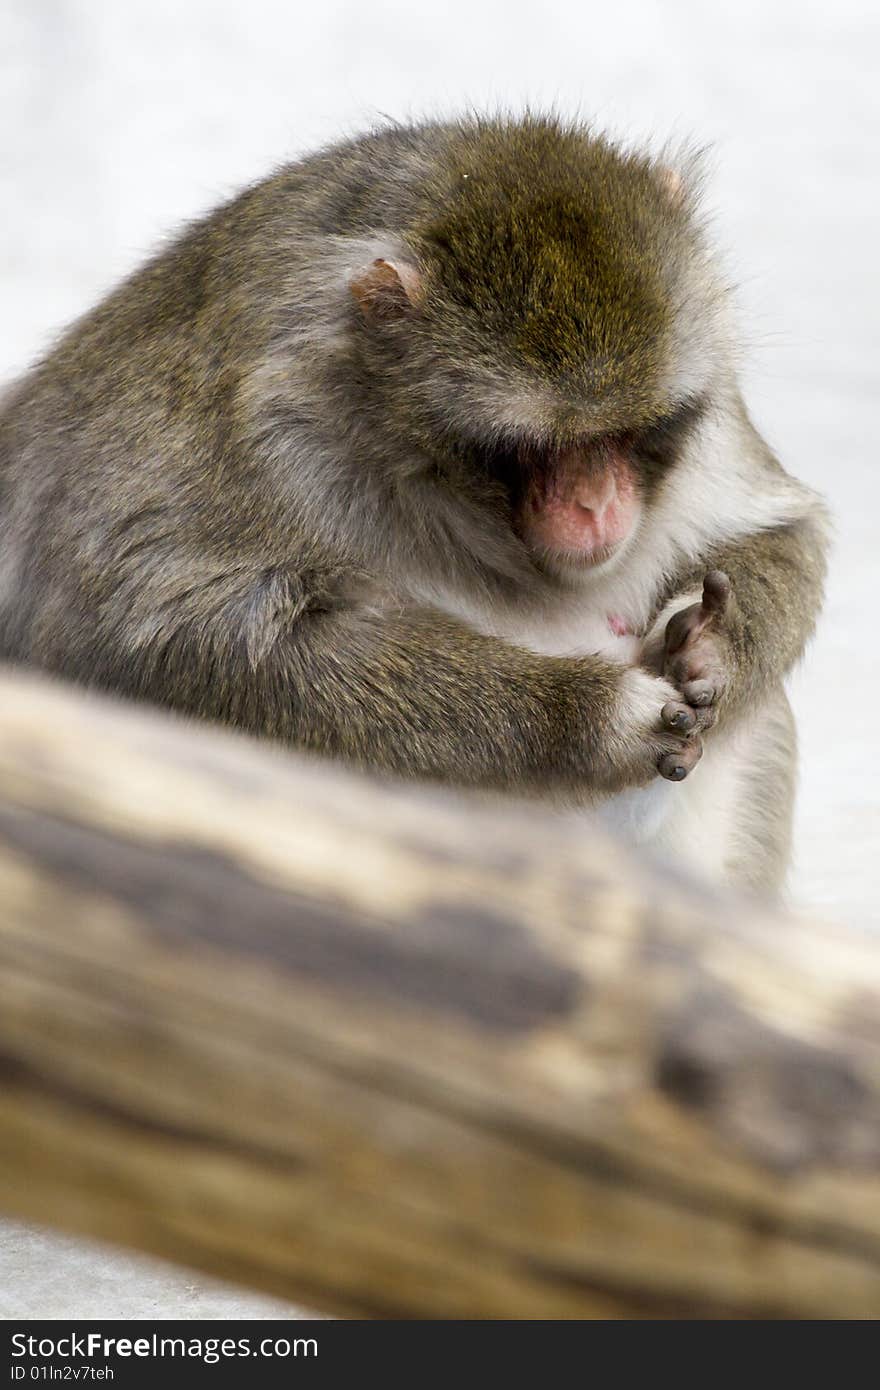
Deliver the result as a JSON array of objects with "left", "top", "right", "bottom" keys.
[
  {"left": 572, "top": 472, "right": 617, "bottom": 516},
  {"left": 575, "top": 498, "right": 609, "bottom": 521}
]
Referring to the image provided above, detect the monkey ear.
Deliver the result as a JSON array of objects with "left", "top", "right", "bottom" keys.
[{"left": 350, "top": 258, "right": 423, "bottom": 319}]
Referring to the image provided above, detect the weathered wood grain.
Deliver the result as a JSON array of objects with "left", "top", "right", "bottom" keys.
[{"left": 0, "top": 667, "right": 878, "bottom": 1318}]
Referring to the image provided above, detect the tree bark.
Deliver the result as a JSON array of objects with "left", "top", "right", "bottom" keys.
[{"left": 0, "top": 668, "right": 878, "bottom": 1318}]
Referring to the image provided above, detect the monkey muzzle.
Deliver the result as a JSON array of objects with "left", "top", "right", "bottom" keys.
[{"left": 519, "top": 444, "right": 642, "bottom": 568}]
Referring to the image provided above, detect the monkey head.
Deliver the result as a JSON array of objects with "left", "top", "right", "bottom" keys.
[{"left": 349, "top": 119, "right": 729, "bottom": 580}]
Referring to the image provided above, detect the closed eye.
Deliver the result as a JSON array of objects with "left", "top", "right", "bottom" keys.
[{"left": 632, "top": 396, "right": 707, "bottom": 481}]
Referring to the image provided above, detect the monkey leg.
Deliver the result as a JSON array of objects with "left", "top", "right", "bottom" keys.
[{"left": 721, "top": 685, "right": 797, "bottom": 897}]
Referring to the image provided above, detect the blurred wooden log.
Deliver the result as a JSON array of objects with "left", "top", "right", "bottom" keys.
[{"left": 0, "top": 667, "right": 878, "bottom": 1319}]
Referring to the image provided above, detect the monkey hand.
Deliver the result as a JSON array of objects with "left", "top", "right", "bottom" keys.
[
  {"left": 609, "top": 668, "right": 704, "bottom": 787},
  {"left": 661, "top": 570, "right": 732, "bottom": 730}
]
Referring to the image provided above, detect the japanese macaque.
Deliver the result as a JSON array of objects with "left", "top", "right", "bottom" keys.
[{"left": 0, "top": 116, "right": 827, "bottom": 894}]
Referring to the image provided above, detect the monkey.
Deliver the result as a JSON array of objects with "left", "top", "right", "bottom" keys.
[{"left": 0, "top": 115, "right": 827, "bottom": 895}]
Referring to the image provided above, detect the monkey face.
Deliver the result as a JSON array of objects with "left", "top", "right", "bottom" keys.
[
  {"left": 349, "top": 247, "right": 709, "bottom": 579},
  {"left": 348, "top": 119, "right": 721, "bottom": 581}
]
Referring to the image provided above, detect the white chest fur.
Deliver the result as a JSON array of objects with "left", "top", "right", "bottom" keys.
[
  {"left": 413, "top": 565, "right": 649, "bottom": 666},
  {"left": 483, "top": 600, "right": 644, "bottom": 665}
]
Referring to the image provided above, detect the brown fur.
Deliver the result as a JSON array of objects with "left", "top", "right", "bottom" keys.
[{"left": 0, "top": 116, "right": 827, "bottom": 861}]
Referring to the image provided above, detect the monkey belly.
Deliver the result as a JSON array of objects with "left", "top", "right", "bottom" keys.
[{"left": 593, "top": 690, "right": 796, "bottom": 895}]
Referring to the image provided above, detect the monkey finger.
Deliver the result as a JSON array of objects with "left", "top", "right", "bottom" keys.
[
  {"left": 699, "top": 707, "right": 718, "bottom": 733},
  {"left": 689, "top": 701, "right": 718, "bottom": 734},
  {"left": 666, "top": 651, "right": 701, "bottom": 689},
  {"left": 661, "top": 700, "right": 697, "bottom": 732},
  {"left": 664, "top": 573, "right": 732, "bottom": 660},
  {"left": 681, "top": 678, "right": 716, "bottom": 707},
  {"left": 658, "top": 735, "right": 703, "bottom": 782},
  {"left": 663, "top": 601, "right": 704, "bottom": 657},
  {"left": 701, "top": 570, "right": 731, "bottom": 616}
]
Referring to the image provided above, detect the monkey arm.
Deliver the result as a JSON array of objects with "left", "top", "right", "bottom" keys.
[
  {"left": 705, "top": 509, "right": 828, "bottom": 704},
  {"left": 646, "top": 504, "right": 829, "bottom": 728},
  {"left": 94, "top": 600, "right": 700, "bottom": 794},
  {"left": 280, "top": 608, "right": 617, "bottom": 789}
]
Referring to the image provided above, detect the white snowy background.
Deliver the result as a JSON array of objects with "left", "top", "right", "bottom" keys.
[{"left": 1, "top": 0, "right": 878, "bottom": 1318}]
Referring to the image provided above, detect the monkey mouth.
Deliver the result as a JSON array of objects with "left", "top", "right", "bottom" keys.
[{"left": 529, "top": 535, "right": 628, "bottom": 575}]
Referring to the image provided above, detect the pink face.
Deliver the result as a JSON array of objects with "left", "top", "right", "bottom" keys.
[{"left": 517, "top": 441, "right": 643, "bottom": 570}]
